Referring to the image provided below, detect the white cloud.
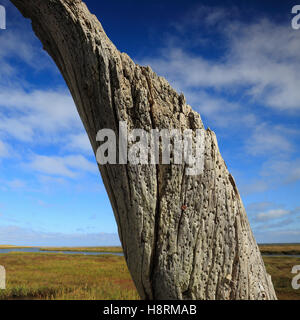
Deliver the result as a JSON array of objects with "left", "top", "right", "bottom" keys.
[
  {"left": 136, "top": 6, "right": 300, "bottom": 189},
  {"left": 239, "top": 179, "right": 269, "bottom": 195},
  {"left": 256, "top": 209, "right": 290, "bottom": 221},
  {"left": 272, "top": 229, "right": 300, "bottom": 237},
  {"left": 28, "top": 155, "right": 75, "bottom": 178},
  {"left": 141, "top": 12, "right": 300, "bottom": 111},
  {"left": 6, "top": 179, "right": 26, "bottom": 189},
  {"left": 0, "top": 139, "right": 10, "bottom": 157},
  {"left": 63, "top": 155, "right": 97, "bottom": 174},
  {"left": 0, "top": 225, "right": 121, "bottom": 246},
  {"left": 261, "top": 158, "right": 300, "bottom": 183},
  {"left": 37, "top": 175, "right": 67, "bottom": 187},
  {"left": 255, "top": 228, "right": 300, "bottom": 243},
  {"left": 0, "top": 89, "right": 81, "bottom": 142},
  {"left": 66, "top": 132, "right": 93, "bottom": 154},
  {"left": 0, "top": 31, "right": 41, "bottom": 69},
  {"left": 185, "top": 90, "right": 257, "bottom": 129},
  {"left": 0, "top": 7, "right": 84, "bottom": 161},
  {"left": 0, "top": 13, "right": 56, "bottom": 81},
  {"left": 27, "top": 154, "right": 97, "bottom": 178},
  {"left": 172, "top": 5, "right": 238, "bottom": 32},
  {"left": 245, "top": 124, "right": 294, "bottom": 156},
  {"left": 247, "top": 202, "right": 275, "bottom": 213},
  {"left": 237, "top": 157, "right": 300, "bottom": 195},
  {"left": 0, "top": 22, "right": 82, "bottom": 146},
  {"left": 251, "top": 205, "right": 300, "bottom": 225}
]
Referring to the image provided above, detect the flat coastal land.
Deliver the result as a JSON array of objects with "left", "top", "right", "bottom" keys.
[{"left": 0, "top": 243, "right": 299, "bottom": 300}]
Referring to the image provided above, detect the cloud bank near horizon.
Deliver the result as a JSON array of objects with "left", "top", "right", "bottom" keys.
[{"left": 0, "top": 225, "right": 121, "bottom": 247}]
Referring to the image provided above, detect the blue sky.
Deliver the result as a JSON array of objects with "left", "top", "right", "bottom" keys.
[{"left": 0, "top": 0, "right": 299, "bottom": 245}]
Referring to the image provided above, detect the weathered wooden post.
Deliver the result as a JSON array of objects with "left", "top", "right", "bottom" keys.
[{"left": 10, "top": 0, "right": 277, "bottom": 300}]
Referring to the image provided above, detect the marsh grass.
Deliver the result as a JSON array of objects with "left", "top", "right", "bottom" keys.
[
  {"left": 0, "top": 245, "right": 33, "bottom": 249},
  {"left": 40, "top": 246, "right": 123, "bottom": 253},
  {"left": 0, "top": 252, "right": 299, "bottom": 300},
  {"left": 38, "top": 244, "right": 300, "bottom": 255},
  {"left": 0, "top": 252, "right": 139, "bottom": 300},
  {"left": 259, "top": 244, "right": 300, "bottom": 255},
  {"left": 263, "top": 256, "right": 300, "bottom": 300}
]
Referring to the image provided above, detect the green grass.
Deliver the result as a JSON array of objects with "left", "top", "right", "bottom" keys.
[
  {"left": 40, "top": 246, "right": 123, "bottom": 253},
  {"left": 0, "top": 252, "right": 139, "bottom": 300},
  {"left": 259, "top": 244, "right": 300, "bottom": 256}
]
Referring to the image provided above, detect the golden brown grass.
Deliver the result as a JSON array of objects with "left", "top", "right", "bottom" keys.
[
  {"left": 0, "top": 252, "right": 139, "bottom": 300},
  {"left": 259, "top": 244, "right": 300, "bottom": 255},
  {"left": 0, "top": 251, "right": 299, "bottom": 300},
  {"left": 40, "top": 246, "right": 123, "bottom": 253},
  {"left": 263, "top": 256, "right": 300, "bottom": 300},
  {"left": 0, "top": 245, "right": 33, "bottom": 249}
]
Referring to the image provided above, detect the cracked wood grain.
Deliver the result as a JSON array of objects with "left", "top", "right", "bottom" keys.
[{"left": 10, "top": 0, "right": 277, "bottom": 300}]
